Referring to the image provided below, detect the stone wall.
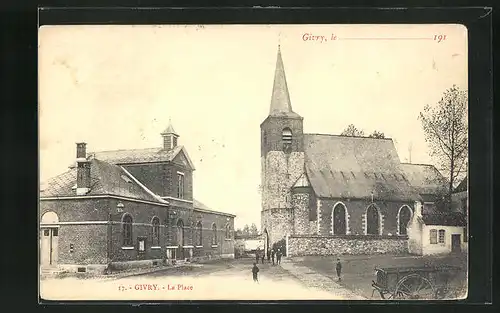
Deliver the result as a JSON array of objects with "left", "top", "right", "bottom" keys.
[
  {"left": 261, "top": 151, "right": 304, "bottom": 210},
  {"left": 262, "top": 208, "right": 294, "bottom": 248},
  {"left": 287, "top": 235, "right": 408, "bottom": 256},
  {"left": 292, "top": 189, "right": 310, "bottom": 234},
  {"left": 317, "top": 199, "right": 414, "bottom": 236}
]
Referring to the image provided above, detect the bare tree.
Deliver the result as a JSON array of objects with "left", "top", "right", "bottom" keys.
[
  {"left": 249, "top": 223, "right": 259, "bottom": 236},
  {"left": 418, "top": 85, "right": 468, "bottom": 205},
  {"left": 368, "top": 130, "right": 386, "bottom": 139},
  {"left": 340, "top": 124, "right": 365, "bottom": 137}
]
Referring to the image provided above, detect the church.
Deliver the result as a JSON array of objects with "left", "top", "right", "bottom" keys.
[
  {"left": 260, "top": 46, "right": 449, "bottom": 257},
  {"left": 39, "top": 122, "right": 235, "bottom": 275}
]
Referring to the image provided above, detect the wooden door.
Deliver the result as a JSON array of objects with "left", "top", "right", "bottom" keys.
[
  {"left": 40, "top": 228, "right": 58, "bottom": 266},
  {"left": 451, "top": 234, "right": 461, "bottom": 253}
]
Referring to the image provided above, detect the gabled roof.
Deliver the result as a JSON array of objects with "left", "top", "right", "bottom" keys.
[
  {"left": 268, "top": 46, "right": 301, "bottom": 119},
  {"left": 400, "top": 163, "right": 448, "bottom": 195},
  {"left": 421, "top": 212, "right": 467, "bottom": 227},
  {"left": 454, "top": 176, "right": 467, "bottom": 193},
  {"left": 40, "top": 159, "right": 162, "bottom": 202},
  {"left": 89, "top": 145, "right": 195, "bottom": 170},
  {"left": 303, "top": 134, "right": 421, "bottom": 201}
]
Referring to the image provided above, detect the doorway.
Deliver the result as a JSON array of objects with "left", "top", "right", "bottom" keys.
[
  {"left": 451, "top": 234, "right": 461, "bottom": 253},
  {"left": 40, "top": 228, "right": 59, "bottom": 267}
]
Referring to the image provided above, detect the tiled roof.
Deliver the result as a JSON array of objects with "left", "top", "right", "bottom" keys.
[
  {"left": 421, "top": 212, "right": 467, "bottom": 226},
  {"left": 90, "top": 146, "right": 183, "bottom": 165},
  {"left": 40, "top": 159, "right": 161, "bottom": 202},
  {"left": 304, "top": 134, "right": 421, "bottom": 201},
  {"left": 400, "top": 163, "right": 448, "bottom": 195}
]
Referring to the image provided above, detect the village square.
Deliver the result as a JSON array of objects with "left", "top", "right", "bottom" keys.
[{"left": 39, "top": 26, "right": 468, "bottom": 301}]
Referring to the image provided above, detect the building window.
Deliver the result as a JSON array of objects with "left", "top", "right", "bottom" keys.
[
  {"left": 197, "top": 222, "right": 203, "bottom": 246},
  {"left": 282, "top": 128, "right": 292, "bottom": 152},
  {"left": 212, "top": 223, "right": 217, "bottom": 245},
  {"left": 430, "top": 229, "right": 438, "bottom": 244},
  {"left": 366, "top": 205, "right": 380, "bottom": 235},
  {"left": 464, "top": 227, "right": 468, "bottom": 242},
  {"left": 332, "top": 203, "right": 347, "bottom": 235},
  {"left": 177, "top": 219, "right": 184, "bottom": 246},
  {"left": 122, "top": 214, "right": 133, "bottom": 246},
  {"left": 225, "top": 224, "right": 231, "bottom": 239},
  {"left": 438, "top": 229, "right": 445, "bottom": 244},
  {"left": 177, "top": 173, "right": 185, "bottom": 199},
  {"left": 151, "top": 217, "right": 160, "bottom": 246},
  {"left": 398, "top": 206, "right": 412, "bottom": 236}
]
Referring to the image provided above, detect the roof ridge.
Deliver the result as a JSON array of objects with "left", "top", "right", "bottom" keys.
[
  {"left": 92, "top": 147, "right": 160, "bottom": 153},
  {"left": 401, "top": 162, "right": 435, "bottom": 167},
  {"left": 304, "top": 133, "right": 393, "bottom": 140}
]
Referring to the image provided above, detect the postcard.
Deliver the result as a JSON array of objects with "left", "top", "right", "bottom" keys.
[{"left": 39, "top": 24, "right": 468, "bottom": 301}]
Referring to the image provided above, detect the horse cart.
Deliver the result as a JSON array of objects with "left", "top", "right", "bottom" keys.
[{"left": 371, "top": 265, "right": 463, "bottom": 300}]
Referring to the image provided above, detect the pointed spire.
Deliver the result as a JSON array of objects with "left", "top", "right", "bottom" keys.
[
  {"left": 162, "top": 118, "right": 178, "bottom": 136},
  {"left": 269, "top": 45, "right": 299, "bottom": 118}
]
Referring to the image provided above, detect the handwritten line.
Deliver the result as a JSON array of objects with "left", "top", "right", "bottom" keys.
[{"left": 340, "top": 38, "right": 433, "bottom": 40}]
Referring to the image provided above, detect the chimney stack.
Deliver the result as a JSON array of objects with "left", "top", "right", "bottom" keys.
[{"left": 76, "top": 142, "right": 91, "bottom": 195}]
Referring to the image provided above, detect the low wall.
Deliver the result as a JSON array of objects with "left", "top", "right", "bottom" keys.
[{"left": 287, "top": 235, "right": 408, "bottom": 256}]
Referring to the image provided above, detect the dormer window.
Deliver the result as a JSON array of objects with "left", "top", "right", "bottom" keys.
[{"left": 282, "top": 128, "right": 292, "bottom": 152}]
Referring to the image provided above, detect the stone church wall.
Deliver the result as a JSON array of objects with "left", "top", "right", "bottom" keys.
[
  {"left": 292, "top": 189, "right": 310, "bottom": 234},
  {"left": 318, "top": 199, "right": 414, "bottom": 236},
  {"left": 262, "top": 208, "right": 294, "bottom": 247},
  {"left": 287, "top": 235, "right": 408, "bottom": 256}
]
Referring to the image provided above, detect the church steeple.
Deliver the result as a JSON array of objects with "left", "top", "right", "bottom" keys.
[
  {"left": 269, "top": 45, "right": 300, "bottom": 118},
  {"left": 161, "top": 119, "right": 179, "bottom": 150}
]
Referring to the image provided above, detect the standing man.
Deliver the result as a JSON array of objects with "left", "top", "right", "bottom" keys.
[
  {"left": 336, "top": 258, "right": 342, "bottom": 282},
  {"left": 276, "top": 249, "right": 282, "bottom": 265},
  {"left": 261, "top": 252, "right": 265, "bottom": 264},
  {"left": 252, "top": 262, "right": 260, "bottom": 283},
  {"left": 271, "top": 249, "right": 275, "bottom": 265},
  {"left": 267, "top": 249, "right": 271, "bottom": 263}
]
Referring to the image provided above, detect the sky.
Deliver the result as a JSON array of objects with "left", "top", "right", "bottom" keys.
[{"left": 39, "top": 24, "right": 468, "bottom": 229}]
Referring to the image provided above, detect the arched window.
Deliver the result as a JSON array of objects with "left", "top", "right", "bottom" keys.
[
  {"left": 282, "top": 128, "right": 292, "bottom": 152},
  {"left": 122, "top": 214, "right": 133, "bottom": 246},
  {"left": 197, "top": 222, "right": 203, "bottom": 246},
  {"left": 41, "top": 211, "right": 59, "bottom": 224},
  {"left": 151, "top": 217, "right": 160, "bottom": 246},
  {"left": 397, "top": 206, "right": 412, "bottom": 236},
  {"left": 212, "top": 223, "right": 217, "bottom": 245},
  {"left": 177, "top": 219, "right": 184, "bottom": 246},
  {"left": 366, "top": 205, "right": 380, "bottom": 235},
  {"left": 225, "top": 224, "right": 231, "bottom": 239},
  {"left": 332, "top": 203, "right": 347, "bottom": 235}
]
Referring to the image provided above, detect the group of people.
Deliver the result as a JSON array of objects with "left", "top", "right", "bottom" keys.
[
  {"left": 254, "top": 248, "right": 282, "bottom": 266},
  {"left": 252, "top": 248, "right": 283, "bottom": 283}
]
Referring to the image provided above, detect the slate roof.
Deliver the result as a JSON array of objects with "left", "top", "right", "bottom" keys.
[
  {"left": 268, "top": 45, "right": 301, "bottom": 119},
  {"left": 400, "top": 163, "right": 448, "bottom": 195},
  {"left": 40, "top": 159, "right": 161, "bottom": 202},
  {"left": 89, "top": 145, "right": 195, "bottom": 169},
  {"left": 303, "top": 134, "right": 421, "bottom": 202},
  {"left": 421, "top": 212, "right": 467, "bottom": 227}
]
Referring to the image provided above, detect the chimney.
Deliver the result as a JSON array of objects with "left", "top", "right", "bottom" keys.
[{"left": 76, "top": 142, "right": 91, "bottom": 195}]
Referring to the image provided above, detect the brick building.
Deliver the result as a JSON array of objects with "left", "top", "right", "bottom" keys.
[
  {"left": 40, "top": 122, "right": 235, "bottom": 274},
  {"left": 260, "top": 46, "right": 447, "bottom": 257}
]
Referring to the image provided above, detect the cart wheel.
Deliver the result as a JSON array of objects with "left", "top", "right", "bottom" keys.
[{"left": 393, "top": 274, "right": 435, "bottom": 300}]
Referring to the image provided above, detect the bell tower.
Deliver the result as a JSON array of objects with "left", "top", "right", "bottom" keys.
[{"left": 260, "top": 45, "right": 304, "bottom": 248}]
